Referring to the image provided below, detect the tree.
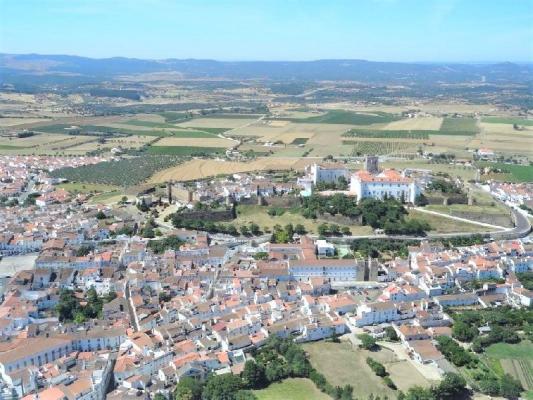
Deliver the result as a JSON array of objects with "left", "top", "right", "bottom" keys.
[
  {"left": 318, "top": 223, "right": 329, "bottom": 236},
  {"left": 433, "top": 372, "right": 466, "bottom": 399},
  {"left": 265, "top": 359, "right": 289, "bottom": 383},
  {"left": 478, "top": 377, "right": 500, "bottom": 396},
  {"left": 294, "top": 224, "right": 306, "bottom": 235},
  {"left": 234, "top": 391, "right": 257, "bottom": 400},
  {"left": 174, "top": 376, "right": 203, "bottom": 400},
  {"left": 499, "top": 374, "right": 523, "bottom": 399},
  {"left": 403, "top": 386, "right": 433, "bottom": 400},
  {"left": 385, "top": 326, "right": 399, "bottom": 342},
  {"left": 452, "top": 320, "right": 478, "bottom": 342},
  {"left": 241, "top": 361, "right": 266, "bottom": 389},
  {"left": 249, "top": 223, "right": 260, "bottom": 235},
  {"left": 202, "top": 373, "right": 243, "bottom": 400},
  {"left": 358, "top": 334, "right": 377, "bottom": 350},
  {"left": 240, "top": 225, "right": 250, "bottom": 236}
]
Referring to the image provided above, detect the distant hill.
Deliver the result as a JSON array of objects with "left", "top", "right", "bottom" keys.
[{"left": 1, "top": 53, "right": 532, "bottom": 85}]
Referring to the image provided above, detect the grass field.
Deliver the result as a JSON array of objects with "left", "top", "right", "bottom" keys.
[
  {"left": 302, "top": 340, "right": 430, "bottom": 398},
  {"left": 177, "top": 117, "right": 258, "bottom": 129},
  {"left": 253, "top": 378, "right": 330, "bottom": 400},
  {"left": 481, "top": 117, "right": 533, "bottom": 126}
]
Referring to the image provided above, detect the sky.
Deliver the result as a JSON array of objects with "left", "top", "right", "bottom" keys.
[{"left": 1, "top": 0, "right": 532, "bottom": 62}]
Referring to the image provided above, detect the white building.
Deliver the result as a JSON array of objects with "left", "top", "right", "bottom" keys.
[
  {"left": 289, "top": 258, "right": 362, "bottom": 282},
  {"left": 297, "top": 163, "right": 349, "bottom": 196},
  {"left": 350, "top": 168, "right": 419, "bottom": 203}
]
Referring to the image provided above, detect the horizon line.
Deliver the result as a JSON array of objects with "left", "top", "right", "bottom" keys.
[{"left": 1, "top": 52, "right": 531, "bottom": 65}]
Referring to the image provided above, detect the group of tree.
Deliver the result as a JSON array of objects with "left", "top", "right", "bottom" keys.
[
  {"left": 426, "top": 179, "right": 462, "bottom": 194},
  {"left": 301, "top": 195, "right": 430, "bottom": 235},
  {"left": 315, "top": 176, "right": 349, "bottom": 191},
  {"left": 398, "top": 372, "right": 467, "bottom": 400},
  {"left": 56, "top": 287, "right": 116, "bottom": 323},
  {"left": 349, "top": 238, "right": 418, "bottom": 259},
  {"left": 450, "top": 306, "right": 530, "bottom": 352},
  {"left": 516, "top": 271, "right": 533, "bottom": 290},
  {"left": 172, "top": 216, "right": 239, "bottom": 236},
  {"left": 317, "top": 223, "right": 351, "bottom": 237},
  {"left": 366, "top": 358, "right": 396, "bottom": 389},
  {"left": 147, "top": 235, "right": 185, "bottom": 254}
]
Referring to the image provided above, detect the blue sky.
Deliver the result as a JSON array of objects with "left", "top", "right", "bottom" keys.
[{"left": 1, "top": 0, "right": 532, "bottom": 62}]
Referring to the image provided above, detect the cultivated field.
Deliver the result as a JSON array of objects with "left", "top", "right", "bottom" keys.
[
  {"left": 177, "top": 117, "right": 259, "bottom": 129},
  {"left": 149, "top": 157, "right": 314, "bottom": 182},
  {"left": 483, "top": 341, "right": 533, "bottom": 392},
  {"left": 383, "top": 117, "right": 443, "bottom": 131},
  {"left": 153, "top": 137, "right": 235, "bottom": 147}
]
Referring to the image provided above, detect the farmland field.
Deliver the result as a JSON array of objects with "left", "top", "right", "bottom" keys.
[
  {"left": 348, "top": 140, "right": 418, "bottom": 156},
  {"left": 481, "top": 117, "right": 533, "bottom": 126},
  {"left": 177, "top": 117, "right": 259, "bottom": 129},
  {"left": 383, "top": 117, "right": 443, "bottom": 130},
  {"left": 343, "top": 129, "right": 430, "bottom": 139},
  {"left": 277, "top": 110, "right": 400, "bottom": 125},
  {"left": 153, "top": 137, "right": 234, "bottom": 147},
  {"left": 483, "top": 342, "right": 533, "bottom": 392},
  {"left": 439, "top": 117, "right": 478, "bottom": 135},
  {"left": 57, "top": 182, "right": 119, "bottom": 194},
  {"left": 253, "top": 378, "right": 330, "bottom": 400},
  {"left": 146, "top": 146, "right": 227, "bottom": 156},
  {"left": 477, "top": 162, "right": 533, "bottom": 182},
  {"left": 149, "top": 157, "right": 314, "bottom": 182},
  {"left": 49, "top": 155, "right": 183, "bottom": 186}
]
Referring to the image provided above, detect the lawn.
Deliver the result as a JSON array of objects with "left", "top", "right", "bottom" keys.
[
  {"left": 253, "top": 378, "right": 330, "bottom": 400},
  {"left": 481, "top": 117, "right": 533, "bottom": 126},
  {"left": 146, "top": 146, "right": 226, "bottom": 155},
  {"left": 485, "top": 341, "right": 533, "bottom": 359},
  {"left": 302, "top": 341, "right": 397, "bottom": 399},
  {"left": 234, "top": 204, "right": 373, "bottom": 236},
  {"left": 408, "top": 210, "right": 498, "bottom": 233}
]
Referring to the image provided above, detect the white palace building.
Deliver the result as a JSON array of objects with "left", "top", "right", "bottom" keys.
[{"left": 298, "top": 156, "right": 420, "bottom": 203}]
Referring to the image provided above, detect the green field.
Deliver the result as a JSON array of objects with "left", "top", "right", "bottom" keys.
[
  {"left": 253, "top": 378, "right": 330, "bottom": 400},
  {"left": 183, "top": 127, "right": 230, "bottom": 134},
  {"left": 146, "top": 146, "right": 226, "bottom": 155},
  {"left": 481, "top": 117, "right": 533, "bottom": 126},
  {"left": 483, "top": 342, "right": 533, "bottom": 393},
  {"left": 159, "top": 112, "right": 192, "bottom": 123},
  {"left": 343, "top": 129, "right": 430, "bottom": 139},
  {"left": 439, "top": 117, "right": 478, "bottom": 135},
  {"left": 282, "top": 110, "right": 400, "bottom": 125},
  {"left": 477, "top": 162, "right": 533, "bottom": 182},
  {"left": 485, "top": 342, "right": 533, "bottom": 359},
  {"left": 0, "top": 144, "right": 30, "bottom": 150}
]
